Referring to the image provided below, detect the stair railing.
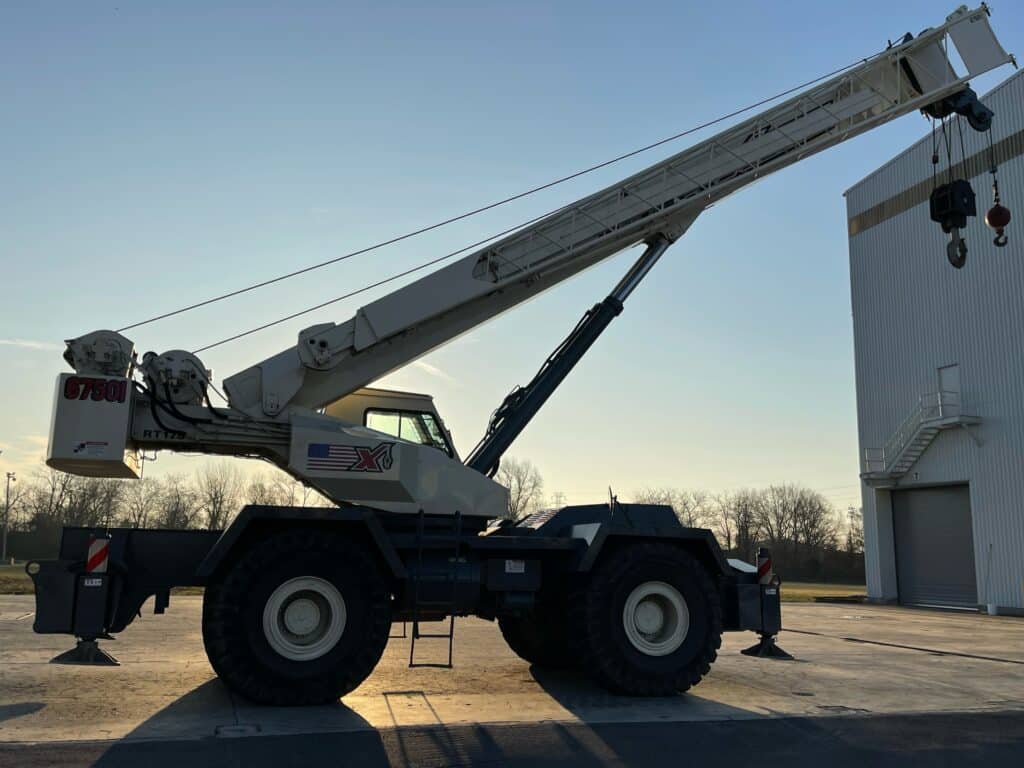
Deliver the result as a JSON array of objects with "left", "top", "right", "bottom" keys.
[{"left": 863, "top": 391, "right": 962, "bottom": 474}]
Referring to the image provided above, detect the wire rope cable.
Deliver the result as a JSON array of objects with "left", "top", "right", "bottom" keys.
[
  {"left": 115, "top": 50, "right": 884, "bottom": 343},
  {"left": 192, "top": 209, "right": 552, "bottom": 352}
]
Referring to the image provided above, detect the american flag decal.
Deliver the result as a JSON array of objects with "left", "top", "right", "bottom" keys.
[{"left": 306, "top": 441, "right": 395, "bottom": 473}]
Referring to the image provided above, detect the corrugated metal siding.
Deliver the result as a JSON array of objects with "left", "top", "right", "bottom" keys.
[
  {"left": 848, "top": 128, "right": 1024, "bottom": 237},
  {"left": 847, "top": 69, "right": 1024, "bottom": 610}
]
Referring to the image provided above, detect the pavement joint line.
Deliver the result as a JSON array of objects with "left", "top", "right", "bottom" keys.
[{"left": 784, "top": 629, "right": 1024, "bottom": 665}]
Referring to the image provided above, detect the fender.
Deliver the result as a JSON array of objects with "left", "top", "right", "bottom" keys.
[
  {"left": 526, "top": 502, "right": 731, "bottom": 576},
  {"left": 577, "top": 525, "right": 731, "bottom": 576},
  {"left": 196, "top": 504, "right": 406, "bottom": 579}
]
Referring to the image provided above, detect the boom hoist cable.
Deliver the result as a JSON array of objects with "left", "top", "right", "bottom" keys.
[
  {"left": 984, "top": 129, "right": 1011, "bottom": 247},
  {"left": 928, "top": 113, "right": 976, "bottom": 268},
  {"left": 113, "top": 54, "right": 897, "bottom": 342}
]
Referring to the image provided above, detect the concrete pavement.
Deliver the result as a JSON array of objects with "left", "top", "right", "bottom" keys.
[{"left": 0, "top": 596, "right": 1022, "bottom": 765}]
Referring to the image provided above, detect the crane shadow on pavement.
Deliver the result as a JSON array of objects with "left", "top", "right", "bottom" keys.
[
  {"left": 88, "top": 679, "right": 382, "bottom": 766},
  {"left": 0, "top": 702, "right": 45, "bottom": 724},
  {"left": 527, "top": 664, "right": 754, "bottom": 725},
  {"left": 82, "top": 672, "right": 718, "bottom": 768},
  {"left": 23, "top": 677, "right": 1024, "bottom": 768},
  {"left": 82, "top": 678, "right": 645, "bottom": 768}
]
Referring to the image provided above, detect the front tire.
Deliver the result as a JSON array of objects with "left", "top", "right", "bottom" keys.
[
  {"left": 202, "top": 529, "right": 392, "bottom": 705},
  {"left": 574, "top": 542, "right": 722, "bottom": 696}
]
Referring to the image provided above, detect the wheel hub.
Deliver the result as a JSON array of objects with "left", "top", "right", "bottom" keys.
[
  {"left": 634, "top": 599, "right": 665, "bottom": 635},
  {"left": 262, "top": 576, "right": 347, "bottom": 661},
  {"left": 283, "top": 597, "right": 321, "bottom": 636},
  {"left": 622, "top": 580, "right": 689, "bottom": 656}
]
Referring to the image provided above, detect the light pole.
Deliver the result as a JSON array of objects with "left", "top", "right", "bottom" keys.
[{"left": 3, "top": 471, "right": 15, "bottom": 564}]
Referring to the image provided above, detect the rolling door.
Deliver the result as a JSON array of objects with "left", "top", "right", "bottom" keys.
[{"left": 892, "top": 485, "right": 978, "bottom": 608}]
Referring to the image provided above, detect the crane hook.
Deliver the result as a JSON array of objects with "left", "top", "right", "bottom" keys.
[
  {"left": 947, "top": 231, "right": 968, "bottom": 269},
  {"left": 986, "top": 159, "right": 1011, "bottom": 248},
  {"left": 986, "top": 198, "right": 1011, "bottom": 248}
]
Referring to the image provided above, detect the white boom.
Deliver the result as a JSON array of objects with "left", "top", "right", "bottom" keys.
[
  {"left": 49, "top": 6, "right": 1013, "bottom": 519},
  {"left": 223, "top": 5, "right": 1013, "bottom": 418}
]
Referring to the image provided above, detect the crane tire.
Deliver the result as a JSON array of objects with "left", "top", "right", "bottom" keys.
[
  {"left": 572, "top": 541, "right": 721, "bottom": 696},
  {"left": 202, "top": 528, "right": 391, "bottom": 706},
  {"left": 498, "top": 602, "right": 572, "bottom": 668}
]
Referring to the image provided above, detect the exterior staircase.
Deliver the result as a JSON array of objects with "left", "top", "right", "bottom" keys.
[{"left": 861, "top": 391, "right": 979, "bottom": 488}]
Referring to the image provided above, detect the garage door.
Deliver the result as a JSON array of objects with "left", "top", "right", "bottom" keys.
[{"left": 892, "top": 485, "right": 977, "bottom": 608}]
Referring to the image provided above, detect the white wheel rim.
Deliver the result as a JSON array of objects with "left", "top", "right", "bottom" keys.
[
  {"left": 623, "top": 581, "right": 689, "bottom": 656},
  {"left": 262, "top": 576, "right": 346, "bottom": 661}
]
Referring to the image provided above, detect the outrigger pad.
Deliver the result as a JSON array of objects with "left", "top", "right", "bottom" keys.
[
  {"left": 50, "top": 639, "right": 120, "bottom": 666},
  {"left": 741, "top": 634, "right": 793, "bottom": 660}
]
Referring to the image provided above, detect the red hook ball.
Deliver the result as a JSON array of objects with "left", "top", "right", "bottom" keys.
[{"left": 986, "top": 203, "right": 1012, "bottom": 230}]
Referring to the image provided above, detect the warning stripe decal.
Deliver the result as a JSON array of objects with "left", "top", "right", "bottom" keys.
[{"left": 86, "top": 538, "right": 109, "bottom": 574}]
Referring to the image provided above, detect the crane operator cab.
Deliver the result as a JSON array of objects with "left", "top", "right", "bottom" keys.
[
  {"left": 324, "top": 387, "right": 458, "bottom": 460},
  {"left": 299, "top": 385, "right": 508, "bottom": 518}
]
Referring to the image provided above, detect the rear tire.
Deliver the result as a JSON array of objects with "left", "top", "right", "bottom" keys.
[
  {"left": 498, "top": 600, "right": 572, "bottom": 668},
  {"left": 202, "top": 529, "right": 391, "bottom": 706},
  {"left": 573, "top": 542, "right": 721, "bottom": 696}
]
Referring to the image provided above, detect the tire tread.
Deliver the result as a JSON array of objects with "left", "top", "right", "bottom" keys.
[
  {"left": 202, "top": 529, "right": 391, "bottom": 706},
  {"left": 572, "top": 542, "right": 722, "bottom": 696}
]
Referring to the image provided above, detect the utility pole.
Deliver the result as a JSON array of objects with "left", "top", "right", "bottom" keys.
[{"left": 3, "top": 471, "right": 15, "bottom": 564}]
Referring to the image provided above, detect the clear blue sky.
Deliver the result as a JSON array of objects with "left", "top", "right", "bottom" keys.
[{"left": 2, "top": 2, "right": 1020, "bottom": 510}]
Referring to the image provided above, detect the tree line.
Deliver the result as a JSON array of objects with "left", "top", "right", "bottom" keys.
[
  {"left": 497, "top": 457, "right": 864, "bottom": 583},
  {"left": 3, "top": 462, "right": 328, "bottom": 559},
  {"left": 630, "top": 486, "right": 864, "bottom": 582},
  {"left": 4, "top": 457, "right": 864, "bottom": 583}
]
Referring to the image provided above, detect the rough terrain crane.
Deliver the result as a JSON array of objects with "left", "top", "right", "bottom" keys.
[{"left": 28, "top": 6, "right": 1014, "bottom": 705}]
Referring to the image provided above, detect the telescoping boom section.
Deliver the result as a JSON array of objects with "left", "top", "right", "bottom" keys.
[
  {"left": 222, "top": 5, "right": 1014, "bottom": 419},
  {"left": 32, "top": 7, "right": 1013, "bottom": 706}
]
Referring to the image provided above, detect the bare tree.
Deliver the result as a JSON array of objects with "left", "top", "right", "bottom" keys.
[
  {"left": 753, "top": 484, "right": 838, "bottom": 564},
  {"left": 24, "top": 468, "right": 75, "bottom": 532},
  {"left": 64, "top": 478, "right": 124, "bottom": 529},
  {"left": 121, "top": 477, "right": 162, "bottom": 529},
  {"left": 632, "top": 488, "right": 713, "bottom": 528},
  {"left": 496, "top": 457, "right": 544, "bottom": 521},
  {"left": 633, "top": 487, "right": 672, "bottom": 507},
  {"left": 24, "top": 470, "right": 125, "bottom": 531},
  {"left": 245, "top": 471, "right": 331, "bottom": 508},
  {"left": 711, "top": 492, "right": 735, "bottom": 551},
  {"left": 3, "top": 475, "right": 28, "bottom": 533},
  {"left": 195, "top": 461, "right": 243, "bottom": 530},
  {"left": 792, "top": 488, "right": 838, "bottom": 554},
  {"left": 756, "top": 484, "right": 798, "bottom": 552},
  {"left": 246, "top": 474, "right": 282, "bottom": 506},
  {"left": 845, "top": 506, "right": 864, "bottom": 554},
  {"left": 155, "top": 474, "right": 198, "bottom": 529},
  {"left": 271, "top": 474, "right": 323, "bottom": 507},
  {"left": 718, "top": 489, "right": 762, "bottom": 559}
]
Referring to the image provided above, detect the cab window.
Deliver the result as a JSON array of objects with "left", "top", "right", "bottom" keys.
[{"left": 365, "top": 409, "right": 453, "bottom": 457}]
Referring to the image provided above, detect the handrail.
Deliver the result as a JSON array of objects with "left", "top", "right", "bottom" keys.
[{"left": 863, "top": 391, "right": 965, "bottom": 473}]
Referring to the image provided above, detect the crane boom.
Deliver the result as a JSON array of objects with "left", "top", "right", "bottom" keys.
[
  {"left": 222, "top": 5, "right": 1013, "bottom": 419},
  {"left": 49, "top": 5, "right": 1013, "bottom": 519}
]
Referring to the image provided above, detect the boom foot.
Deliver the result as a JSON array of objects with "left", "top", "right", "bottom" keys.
[
  {"left": 741, "top": 634, "right": 793, "bottom": 660},
  {"left": 50, "top": 639, "right": 120, "bottom": 666}
]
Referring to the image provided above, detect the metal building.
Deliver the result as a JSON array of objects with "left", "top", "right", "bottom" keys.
[{"left": 846, "top": 69, "right": 1024, "bottom": 614}]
